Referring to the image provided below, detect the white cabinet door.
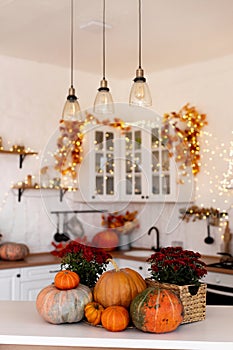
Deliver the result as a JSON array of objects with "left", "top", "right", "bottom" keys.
[
  {"left": 79, "top": 122, "right": 193, "bottom": 203},
  {"left": 117, "top": 258, "right": 150, "bottom": 279},
  {"left": 19, "top": 264, "right": 60, "bottom": 301},
  {"left": 79, "top": 124, "right": 121, "bottom": 202},
  {"left": 0, "top": 268, "right": 21, "bottom": 300}
]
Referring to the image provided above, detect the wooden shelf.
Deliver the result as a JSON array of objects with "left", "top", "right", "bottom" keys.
[
  {"left": 12, "top": 185, "right": 77, "bottom": 202},
  {"left": 0, "top": 149, "right": 38, "bottom": 168}
]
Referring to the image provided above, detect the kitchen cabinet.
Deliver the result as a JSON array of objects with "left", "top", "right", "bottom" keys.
[
  {"left": 0, "top": 264, "right": 60, "bottom": 301},
  {"left": 0, "top": 267, "right": 21, "bottom": 300},
  {"left": 117, "top": 258, "right": 150, "bottom": 278},
  {"left": 78, "top": 122, "right": 193, "bottom": 203},
  {"left": 19, "top": 264, "right": 60, "bottom": 301}
]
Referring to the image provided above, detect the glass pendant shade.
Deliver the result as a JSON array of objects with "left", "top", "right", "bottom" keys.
[
  {"left": 93, "top": 79, "right": 114, "bottom": 114},
  {"left": 129, "top": 0, "right": 152, "bottom": 107},
  {"left": 129, "top": 69, "right": 152, "bottom": 108},
  {"left": 62, "top": 86, "right": 81, "bottom": 121}
]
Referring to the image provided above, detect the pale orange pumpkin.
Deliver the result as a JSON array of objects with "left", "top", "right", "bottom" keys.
[
  {"left": 91, "top": 230, "right": 119, "bottom": 251},
  {"left": 54, "top": 270, "right": 80, "bottom": 290},
  {"left": 101, "top": 306, "right": 130, "bottom": 332},
  {"left": 36, "top": 284, "right": 92, "bottom": 324},
  {"left": 93, "top": 259, "right": 147, "bottom": 308},
  {"left": 130, "top": 287, "right": 183, "bottom": 333},
  {"left": 84, "top": 301, "right": 104, "bottom": 326},
  {"left": 0, "top": 242, "right": 29, "bottom": 261}
]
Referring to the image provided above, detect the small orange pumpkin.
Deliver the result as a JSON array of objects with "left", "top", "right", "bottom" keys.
[
  {"left": 84, "top": 302, "right": 104, "bottom": 326},
  {"left": 93, "top": 259, "right": 147, "bottom": 308},
  {"left": 54, "top": 270, "right": 80, "bottom": 290},
  {"left": 101, "top": 306, "right": 130, "bottom": 332},
  {"left": 130, "top": 287, "right": 183, "bottom": 333}
]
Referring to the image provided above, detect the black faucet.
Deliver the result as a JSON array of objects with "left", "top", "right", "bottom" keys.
[{"left": 148, "top": 226, "right": 160, "bottom": 252}]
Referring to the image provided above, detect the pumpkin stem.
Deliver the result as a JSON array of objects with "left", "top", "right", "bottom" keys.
[{"left": 106, "top": 258, "right": 120, "bottom": 272}]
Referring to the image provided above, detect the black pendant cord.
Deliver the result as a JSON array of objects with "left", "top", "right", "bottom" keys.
[
  {"left": 138, "top": 0, "right": 142, "bottom": 69},
  {"left": 102, "top": 0, "right": 106, "bottom": 80},
  {"left": 70, "top": 0, "right": 74, "bottom": 88}
]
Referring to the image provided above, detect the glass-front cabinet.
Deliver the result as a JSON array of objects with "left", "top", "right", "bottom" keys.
[
  {"left": 120, "top": 124, "right": 176, "bottom": 202},
  {"left": 79, "top": 124, "right": 121, "bottom": 202},
  {"left": 79, "top": 122, "right": 193, "bottom": 203}
]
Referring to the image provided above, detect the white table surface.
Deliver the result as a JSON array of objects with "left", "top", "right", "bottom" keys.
[{"left": 0, "top": 301, "right": 232, "bottom": 350}]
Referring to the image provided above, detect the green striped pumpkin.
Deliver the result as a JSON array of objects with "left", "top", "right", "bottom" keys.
[
  {"left": 130, "top": 287, "right": 183, "bottom": 333},
  {"left": 36, "top": 283, "right": 93, "bottom": 324}
]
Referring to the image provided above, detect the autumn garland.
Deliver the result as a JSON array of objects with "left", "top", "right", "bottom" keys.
[
  {"left": 54, "top": 105, "right": 207, "bottom": 180},
  {"left": 54, "top": 113, "right": 131, "bottom": 179},
  {"left": 162, "top": 103, "right": 207, "bottom": 180}
]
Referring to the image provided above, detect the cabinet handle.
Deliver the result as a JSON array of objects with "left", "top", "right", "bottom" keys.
[
  {"left": 139, "top": 266, "right": 143, "bottom": 270},
  {"left": 146, "top": 196, "right": 149, "bottom": 199},
  {"left": 16, "top": 273, "right": 21, "bottom": 278},
  {"left": 92, "top": 195, "right": 95, "bottom": 199},
  {"left": 141, "top": 195, "right": 144, "bottom": 199},
  {"left": 49, "top": 270, "right": 60, "bottom": 273}
]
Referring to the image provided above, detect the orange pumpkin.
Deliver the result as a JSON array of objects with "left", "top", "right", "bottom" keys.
[
  {"left": 92, "top": 230, "right": 119, "bottom": 251},
  {"left": 54, "top": 270, "right": 80, "bottom": 290},
  {"left": 130, "top": 287, "right": 183, "bottom": 333},
  {"left": 0, "top": 242, "right": 29, "bottom": 261},
  {"left": 93, "top": 259, "right": 147, "bottom": 308},
  {"left": 84, "top": 302, "right": 104, "bottom": 326},
  {"left": 101, "top": 306, "right": 130, "bottom": 332},
  {"left": 36, "top": 284, "right": 93, "bottom": 324}
]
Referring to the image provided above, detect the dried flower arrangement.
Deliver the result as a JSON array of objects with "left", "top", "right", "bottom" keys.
[
  {"left": 52, "top": 240, "right": 112, "bottom": 288},
  {"left": 147, "top": 246, "right": 207, "bottom": 286}
]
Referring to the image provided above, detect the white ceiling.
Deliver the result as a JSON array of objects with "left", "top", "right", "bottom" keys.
[{"left": 0, "top": 0, "right": 233, "bottom": 79}]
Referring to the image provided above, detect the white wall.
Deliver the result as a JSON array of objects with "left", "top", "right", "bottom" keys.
[{"left": 0, "top": 53, "right": 232, "bottom": 256}]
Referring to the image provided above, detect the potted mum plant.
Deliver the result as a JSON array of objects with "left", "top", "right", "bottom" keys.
[
  {"left": 54, "top": 240, "right": 112, "bottom": 288},
  {"left": 146, "top": 246, "right": 207, "bottom": 324}
]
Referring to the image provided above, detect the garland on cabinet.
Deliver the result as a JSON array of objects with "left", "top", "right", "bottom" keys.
[
  {"left": 162, "top": 103, "right": 207, "bottom": 181},
  {"left": 54, "top": 113, "right": 131, "bottom": 180},
  {"left": 53, "top": 104, "right": 208, "bottom": 182}
]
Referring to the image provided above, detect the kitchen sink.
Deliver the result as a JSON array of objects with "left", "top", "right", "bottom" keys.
[{"left": 123, "top": 250, "right": 154, "bottom": 258}]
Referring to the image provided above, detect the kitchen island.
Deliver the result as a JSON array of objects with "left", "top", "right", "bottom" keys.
[{"left": 0, "top": 301, "right": 232, "bottom": 350}]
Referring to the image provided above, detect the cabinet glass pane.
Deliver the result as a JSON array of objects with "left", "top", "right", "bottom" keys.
[
  {"left": 126, "top": 155, "right": 133, "bottom": 173},
  {"left": 106, "top": 176, "right": 114, "bottom": 195},
  {"left": 152, "top": 150, "right": 160, "bottom": 173},
  {"left": 125, "top": 132, "right": 132, "bottom": 151},
  {"left": 135, "top": 131, "right": 141, "bottom": 150},
  {"left": 151, "top": 128, "right": 160, "bottom": 149},
  {"left": 152, "top": 176, "right": 160, "bottom": 194},
  {"left": 134, "top": 152, "right": 141, "bottom": 173},
  {"left": 126, "top": 175, "right": 132, "bottom": 194},
  {"left": 95, "top": 131, "right": 104, "bottom": 150},
  {"left": 162, "top": 150, "right": 170, "bottom": 171},
  {"left": 162, "top": 175, "right": 170, "bottom": 194},
  {"left": 106, "top": 153, "right": 114, "bottom": 174},
  {"left": 106, "top": 132, "right": 114, "bottom": 151},
  {"left": 95, "top": 154, "right": 105, "bottom": 173},
  {"left": 134, "top": 175, "right": 142, "bottom": 194},
  {"left": 96, "top": 176, "right": 104, "bottom": 194}
]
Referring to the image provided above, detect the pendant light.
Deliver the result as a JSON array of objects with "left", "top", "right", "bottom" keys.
[
  {"left": 93, "top": 0, "right": 114, "bottom": 114},
  {"left": 129, "top": 0, "right": 152, "bottom": 107},
  {"left": 62, "top": 0, "right": 82, "bottom": 121}
]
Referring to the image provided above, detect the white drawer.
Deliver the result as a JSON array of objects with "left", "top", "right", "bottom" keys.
[
  {"left": 20, "top": 264, "right": 60, "bottom": 282},
  {"left": 202, "top": 271, "right": 233, "bottom": 288}
]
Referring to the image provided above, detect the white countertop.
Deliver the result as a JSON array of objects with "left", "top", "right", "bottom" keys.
[{"left": 0, "top": 301, "right": 232, "bottom": 350}]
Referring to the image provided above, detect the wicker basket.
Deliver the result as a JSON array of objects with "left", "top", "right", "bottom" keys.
[{"left": 145, "top": 278, "right": 207, "bottom": 324}]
